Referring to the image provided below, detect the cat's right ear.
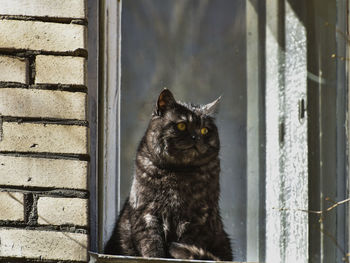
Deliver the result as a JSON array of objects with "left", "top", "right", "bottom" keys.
[
  {"left": 202, "top": 96, "right": 221, "bottom": 116},
  {"left": 156, "top": 88, "right": 176, "bottom": 115}
]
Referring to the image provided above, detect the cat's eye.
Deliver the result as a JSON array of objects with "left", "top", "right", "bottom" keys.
[
  {"left": 177, "top": 122, "right": 186, "bottom": 131},
  {"left": 201, "top": 127, "right": 208, "bottom": 135}
]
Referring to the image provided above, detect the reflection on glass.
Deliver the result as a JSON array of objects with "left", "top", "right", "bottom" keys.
[{"left": 121, "top": 0, "right": 247, "bottom": 260}]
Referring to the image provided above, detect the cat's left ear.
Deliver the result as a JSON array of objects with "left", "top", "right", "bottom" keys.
[
  {"left": 156, "top": 88, "right": 177, "bottom": 115},
  {"left": 202, "top": 96, "right": 221, "bottom": 116}
]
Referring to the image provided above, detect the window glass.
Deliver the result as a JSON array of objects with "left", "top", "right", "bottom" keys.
[{"left": 121, "top": 0, "right": 249, "bottom": 260}]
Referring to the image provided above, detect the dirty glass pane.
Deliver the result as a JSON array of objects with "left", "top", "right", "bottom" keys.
[
  {"left": 120, "top": 0, "right": 251, "bottom": 261},
  {"left": 94, "top": 0, "right": 349, "bottom": 262},
  {"left": 306, "top": 0, "right": 349, "bottom": 262}
]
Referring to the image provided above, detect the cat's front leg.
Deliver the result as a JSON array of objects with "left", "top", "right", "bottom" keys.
[{"left": 132, "top": 212, "right": 166, "bottom": 258}]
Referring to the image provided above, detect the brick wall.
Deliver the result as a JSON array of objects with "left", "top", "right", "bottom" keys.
[{"left": 0, "top": 0, "right": 89, "bottom": 262}]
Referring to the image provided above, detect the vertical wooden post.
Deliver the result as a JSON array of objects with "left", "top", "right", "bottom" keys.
[
  {"left": 98, "top": 0, "right": 122, "bottom": 252},
  {"left": 265, "top": 0, "right": 308, "bottom": 262}
]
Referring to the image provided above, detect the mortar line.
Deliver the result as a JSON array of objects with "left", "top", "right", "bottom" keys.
[
  {"left": 0, "top": 15, "right": 87, "bottom": 25},
  {"left": 0, "top": 256, "right": 87, "bottom": 263},
  {"left": 0, "top": 82, "right": 88, "bottom": 93},
  {"left": 1, "top": 116, "right": 88, "bottom": 126},
  {"left": 0, "top": 151, "right": 89, "bottom": 161},
  {"left": 0, "top": 49, "right": 88, "bottom": 58},
  {"left": 0, "top": 222, "right": 89, "bottom": 233},
  {"left": 0, "top": 186, "right": 89, "bottom": 198}
]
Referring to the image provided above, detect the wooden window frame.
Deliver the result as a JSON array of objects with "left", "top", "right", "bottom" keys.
[
  {"left": 87, "top": 0, "right": 350, "bottom": 262},
  {"left": 88, "top": 0, "right": 122, "bottom": 253}
]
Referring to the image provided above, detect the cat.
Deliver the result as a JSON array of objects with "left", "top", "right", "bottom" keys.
[{"left": 105, "top": 89, "right": 233, "bottom": 261}]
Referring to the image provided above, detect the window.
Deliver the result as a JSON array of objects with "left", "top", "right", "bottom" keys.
[
  {"left": 121, "top": 1, "right": 251, "bottom": 261},
  {"left": 88, "top": 0, "right": 349, "bottom": 262}
]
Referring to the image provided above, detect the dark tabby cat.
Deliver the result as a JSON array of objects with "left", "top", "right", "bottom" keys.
[{"left": 105, "top": 89, "right": 232, "bottom": 261}]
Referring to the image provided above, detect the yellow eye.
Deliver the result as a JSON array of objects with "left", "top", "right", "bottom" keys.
[
  {"left": 177, "top": 122, "right": 186, "bottom": 131},
  {"left": 201, "top": 127, "right": 208, "bottom": 135}
]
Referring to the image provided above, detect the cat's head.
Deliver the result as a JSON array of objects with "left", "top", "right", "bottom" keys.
[{"left": 144, "top": 89, "right": 220, "bottom": 167}]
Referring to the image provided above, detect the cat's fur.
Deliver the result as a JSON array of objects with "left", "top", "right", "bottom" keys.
[{"left": 105, "top": 89, "right": 232, "bottom": 261}]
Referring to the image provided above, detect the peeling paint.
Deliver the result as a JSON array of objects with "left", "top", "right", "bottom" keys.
[{"left": 265, "top": 1, "right": 308, "bottom": 263}]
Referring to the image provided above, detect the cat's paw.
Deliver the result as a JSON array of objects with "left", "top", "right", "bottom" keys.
[{"left": 169, "top": 242, "right": 220, "bottom": 261}]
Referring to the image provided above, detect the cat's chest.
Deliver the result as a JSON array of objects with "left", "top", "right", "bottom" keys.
[
  {"left": 162, "top": 174, "right": 211, "bottom": 205},
  {"left": 156, "top": 174, "right": 215, "bottom": 223},
  {"left": 160, "top": 177, "right": 214, "bottom": 240}
]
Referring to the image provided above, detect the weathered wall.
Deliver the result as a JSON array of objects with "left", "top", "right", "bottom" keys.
[{"left": 0, "top": 0, "right": 89, "bottom": 262}]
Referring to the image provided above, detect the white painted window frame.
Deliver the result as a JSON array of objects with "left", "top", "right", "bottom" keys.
[{"left": 265, "top": 1, "right": 308, "bottom": 262}]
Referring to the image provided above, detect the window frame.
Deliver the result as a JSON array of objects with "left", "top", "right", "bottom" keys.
[
  {"left": 264, "top": 1, "right": 309, "bottom": 262},
  {"left": 88, "top": 0, "right": 350, "bottom": 262},
  {"left": 87, "top": 0, "right": 99, "bottom": 253},
  {"left": 88, "top": 0, "right": 123, "bottom": 253},
  {"left": 348, "top": 1, "right": 350, "bottom": 257},
  {"left": 246, "top": 0, "right": 266, "bottom": 261}
]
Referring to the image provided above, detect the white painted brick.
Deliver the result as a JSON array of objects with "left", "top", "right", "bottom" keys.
[
  {"left": 0, "top": 20, "right": 86, "bottom": 52},
  {"left": 0, "top": 56, "right": 28, "bottom": 83},
  {"left": 37, "top": 197, "right": 88, "bottom": 226},
  {"left": 0, "top": 156, "right": 87, "bottom": 190},
  {"left": 0, "top": 88, "right": 86, "bottom": 120},
  {"left": 0, "top": 0, "right": 86, "bottom": 19},
  {"left": 0, "top": 192, "right": 23, "bottom": 221},
  {"left": 0, "top": 228, "right": 87, "bottom": 261},
  {"left": 0, "top": 122, "right": 87, "bottom": 154},
  {"left": 35, "top": 55, "right": 86, "bottom": 85}
]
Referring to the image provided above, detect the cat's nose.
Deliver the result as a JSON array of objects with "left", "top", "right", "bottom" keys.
[{"left": 191, "top": 134, "right": 197, "bottom": 141}]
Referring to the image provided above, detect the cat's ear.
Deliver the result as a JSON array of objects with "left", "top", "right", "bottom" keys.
[
  {"left": 202, "top": 96, "right": 221, "bottom": 116},
  {"left": 156, "top": 88, "right": 176, "bottom": 115}
]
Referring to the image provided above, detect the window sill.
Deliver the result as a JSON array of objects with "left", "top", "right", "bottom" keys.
[{"left": 89, "top": 252, "right": 253, "bottom": 263}]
